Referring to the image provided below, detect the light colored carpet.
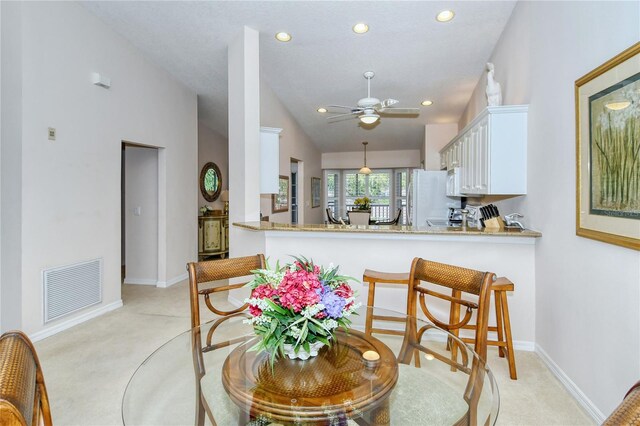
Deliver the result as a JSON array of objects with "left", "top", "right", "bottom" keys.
[{"left": 35, "top": 281, "right": 594, "bottom": 426}]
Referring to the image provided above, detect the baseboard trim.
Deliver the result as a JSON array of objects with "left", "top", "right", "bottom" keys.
[
  {"left": 123, "top": 277, "right": 157, "bottom": 286},
  {"left": 156, "top": 272, "right": 188, "bottom": 288},
  {"left": 535, "top": 344, "right": 605, "bottom": 423},
  {"left": 30, "top": 299, "right": 123, "bottom": 342}
]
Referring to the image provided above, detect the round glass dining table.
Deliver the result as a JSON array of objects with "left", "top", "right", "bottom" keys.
[{"left": 122, "top": 306, "right": 499, "bottom": 425}]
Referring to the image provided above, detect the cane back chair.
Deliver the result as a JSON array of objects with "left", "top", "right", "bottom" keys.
[
  {"left": 187, "top": 254, "right": 265, "bottom": 426},
  {"left": 398, "top": 257, "right": 495, "bottom": 364},
  {"left": 603, "top": 380, "right": 640, "bottom": 425},
  {"left": 0, "top": 330, "right": 52, "bottom": 426},
  {"left": 397, "top": 258, "right": 496, "bottom": 425}
]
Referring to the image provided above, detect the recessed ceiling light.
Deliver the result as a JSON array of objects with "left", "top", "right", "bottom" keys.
[
  {"left": 317, "top": 107, "right": 328, "bottom": 113},
  {"left": 421, "top": 100, "right": 434, "bottom": 106},
  {"left": 275, "top": 32, "right": 292, "bottom": 42},
  {"left": 352, "top": 23, "right": 369, "bottom": 34},
  {"left": 436, "top": 10, "right": 455, "bottom": 22}
]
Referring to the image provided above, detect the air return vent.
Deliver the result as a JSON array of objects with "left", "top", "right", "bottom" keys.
[{"left": 43, "top": 259, "right": 102, "bottom": 323}]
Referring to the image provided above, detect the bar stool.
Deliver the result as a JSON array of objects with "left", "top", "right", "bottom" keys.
[
  {"left": 456, "top": 277, "right": 517, "bottom": 379},
  {"left": 362, "top": 269, "right": 411, "bottom": 336}
]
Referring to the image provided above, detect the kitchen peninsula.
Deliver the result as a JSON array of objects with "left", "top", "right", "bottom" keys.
[{"left": 233, "top": 222, "right": 541, "bottom": 349}]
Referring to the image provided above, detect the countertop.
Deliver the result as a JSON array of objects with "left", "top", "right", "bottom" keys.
[{"left": 233, "top": 222, "right": 542, "bottom": 238}]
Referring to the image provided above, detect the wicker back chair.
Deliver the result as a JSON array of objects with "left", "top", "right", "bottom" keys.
[
  {"left": 0, "top": 330, "right": 52, "bottom": 426},
  {"left": 398, "top": 257, "right": 495, "bottom": 363},
  {"left": 603, "top": 380, "right": 640, "bottom": 425},
  {"left": 187, "top": 254, "right": 265, "bottom": 426},
  {"left": 187, "top": 254, "right": 265, "bottom": 329}
]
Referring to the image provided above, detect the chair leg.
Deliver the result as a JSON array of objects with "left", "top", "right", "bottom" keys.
[
  {"left": 494, "top": 290, "right": 506, "bottom": 358},
  {"left": 500, "top": 290, "right": 517, "bottom": 380},
  {"left": 196, "top": 392, "right": 205, "bottom": 426},
  {"left": 365, "top": 282, "right": 376, "bottom": 336},
  {"left": 449, "top": 290, "right": 461, "bottom": 371}
]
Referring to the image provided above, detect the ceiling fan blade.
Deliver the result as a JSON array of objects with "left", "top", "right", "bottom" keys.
[
  {"left": 379, "top": 107, "right": 420, "bottom": 115},
  {"left": 381, "top": 99, "right": 399, "bottom": 108},
  {"left": 327, "top": 105, "right": 363, "bottom": 112},
  {"left": 327, "top": 112, "right": 361, "bottom": 122}
]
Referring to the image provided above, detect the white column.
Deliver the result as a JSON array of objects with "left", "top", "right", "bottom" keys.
[
  {"left": 228, "top": 26, "right": 265, "bottom": 259},
  {"left": 0, "top": 1, "right": 24, "bottom": 331}
]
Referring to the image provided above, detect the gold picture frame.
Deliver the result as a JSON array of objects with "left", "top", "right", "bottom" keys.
[
  {"left": 575, "top": 42, "right": 640, "bottom": 250},
  {"left": 272, "top": 175, "right": 289, "bottom": 213}
]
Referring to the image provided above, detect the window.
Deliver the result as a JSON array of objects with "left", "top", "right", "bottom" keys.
[
  {"left": 324, "top": 168, "right": 412, "bottom": 224},
  {"left": 325, "top": 171, "right": 340, "bottom": 217}
]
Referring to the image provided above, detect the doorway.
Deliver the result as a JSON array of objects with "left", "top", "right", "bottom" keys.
[
  {"left": 121, "top": 142, "right": 160, "bottom": 287},
  {"left": 289, "top": 158, "right": 304, "bottom": 225},
  {"left": 291, "top": 160, "right": 298, "bottom": 224}
]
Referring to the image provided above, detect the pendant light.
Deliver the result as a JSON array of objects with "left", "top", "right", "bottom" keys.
[{"left": 359, "top": 141, "right": 372, "bottom": 175}]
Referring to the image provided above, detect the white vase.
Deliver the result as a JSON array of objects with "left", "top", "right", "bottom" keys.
[{"left": 282, "top": 341, "right": 325, "bottom": 360}]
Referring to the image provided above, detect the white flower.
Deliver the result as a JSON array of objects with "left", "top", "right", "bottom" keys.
[
  {"left": 245, "top": 297, "right": 273, "bottom": 312},
  {"left": 323, "top": 319, "right": 338, "bottom": 330},
  {"left": 301, "top": 303, "right": 325, "bottom": 319},
  {"left": 287, "top": 325, "right": 302, "bottom": 339},
  {"left": 243, "top": 315, "right": 269, "bottom": 326}
]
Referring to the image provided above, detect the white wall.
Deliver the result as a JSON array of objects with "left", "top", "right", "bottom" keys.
[
  {"left": 260, "top": 81, "right": 323, "bottom": 224},
  {"left": 424, "top": 124, "right": 458, "bottom": 171},
  {"left": 460, "top": 1, "right": 640, "bottom": 419},
  {"left": 0, "top": 1, "right": 23, "bottom": 331},
  {"left": 3, "top": 2, "right": 198, "bottom": 336},
  {"left": 124, "top": 146, "right": 159, "bottom": 285},
  {"left": 321, "top": 149, "right": 421, "bottom": 170},
  {"left": 198, "top": 122, "right": 228, "bottom": 211}
]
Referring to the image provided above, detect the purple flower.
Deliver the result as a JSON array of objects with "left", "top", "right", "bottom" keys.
[
  {"left": 316, "top": 284, "right": 331, "bottom": 296},
  {"left": 321, "top": 291, "right": 346, "bottom": 319}
]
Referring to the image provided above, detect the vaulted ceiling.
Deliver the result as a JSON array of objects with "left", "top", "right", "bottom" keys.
[{"left": 83, "top": 1, "right": 516, "bottom": 152}]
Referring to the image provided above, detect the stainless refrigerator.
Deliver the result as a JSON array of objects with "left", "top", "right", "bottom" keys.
[{"left": 409, "top": 170, "right": 461, "bottom": 226}]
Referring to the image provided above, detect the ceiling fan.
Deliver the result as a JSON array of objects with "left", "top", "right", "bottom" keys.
[{"left": 325, "top": 71, "right": 420, "bottom": 124}]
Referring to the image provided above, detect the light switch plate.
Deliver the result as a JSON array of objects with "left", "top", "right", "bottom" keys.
[{"left": 48, "top": 127, "right": 56, "bottom": 141}]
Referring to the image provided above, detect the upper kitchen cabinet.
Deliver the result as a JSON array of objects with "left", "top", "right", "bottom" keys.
[{"left": 440, "top": 105, "right": 528, "bottom": 196}]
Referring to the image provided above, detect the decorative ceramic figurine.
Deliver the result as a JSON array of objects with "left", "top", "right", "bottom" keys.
[{"left": 485, "top": 63, "right": 502, "bottom": 106}]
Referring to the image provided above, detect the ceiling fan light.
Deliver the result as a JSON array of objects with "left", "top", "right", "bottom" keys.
[
  {"left": 360, "top": 113, "right": 379, "bottom": 124},
  {"left": 359, "top": 166, "right": 372, "bottom": 175}
]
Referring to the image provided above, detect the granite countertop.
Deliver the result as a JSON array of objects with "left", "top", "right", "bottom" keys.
[{"left": 233, "top": 221, "right": 542, "bottom": 238}]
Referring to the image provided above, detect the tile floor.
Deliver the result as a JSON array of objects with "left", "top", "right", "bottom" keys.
[{"left": 35, "top": 282, "right": 594, "bottom": 426}]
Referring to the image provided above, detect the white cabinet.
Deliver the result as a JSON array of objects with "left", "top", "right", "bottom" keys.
[{"left": 440, "top": 105, "right": 528, "bottom": 195}]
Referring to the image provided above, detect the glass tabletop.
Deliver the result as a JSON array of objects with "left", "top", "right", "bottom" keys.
[{"left": 122, "top": 306, "right": 499, "bottom": 425}]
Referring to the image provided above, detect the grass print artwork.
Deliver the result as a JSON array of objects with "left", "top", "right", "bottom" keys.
[{"left": 589, "top": 72, "right": 640, "bottom": 219}]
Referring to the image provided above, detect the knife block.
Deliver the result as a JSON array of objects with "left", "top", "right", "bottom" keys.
[{"left": 484, "top": 217, "right": 505, "bottom": 230}]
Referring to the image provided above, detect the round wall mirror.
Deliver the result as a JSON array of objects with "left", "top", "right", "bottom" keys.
[{"left": 200, "top": 162, "right": 222, "bottom": 202}]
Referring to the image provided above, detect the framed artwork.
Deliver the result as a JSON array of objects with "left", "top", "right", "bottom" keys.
[
  {"left": 311, "top": 177, "right": 321, "bottom": 208},
  {"left": 272, "top": 175, "right": 289, "bottom": 213},
  {"left": 576, "top": 42, "right": 640, "bottom": 250}
]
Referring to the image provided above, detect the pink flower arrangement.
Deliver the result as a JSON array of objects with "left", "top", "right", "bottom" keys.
[{"left": 245, "top": 256, "right": 359, "bottom": 362}]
